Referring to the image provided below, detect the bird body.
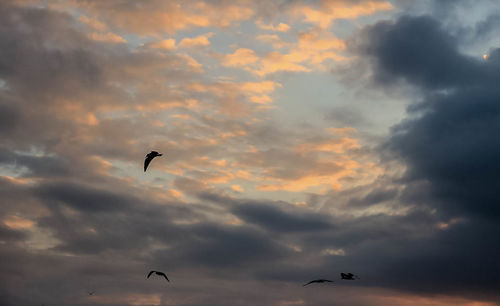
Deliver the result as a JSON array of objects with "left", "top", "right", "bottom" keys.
[
  {"left": 147, "top": 270, "right": 169, "bottom": 282},
  {"left": 144, "top": 151, "right": 163, "bottom": 172},
  {"left": 303, "top": 279, "right": 334, "bottom": 286},
  {"left": 340, "top": 273, "right": 359, "bottom": 280}
]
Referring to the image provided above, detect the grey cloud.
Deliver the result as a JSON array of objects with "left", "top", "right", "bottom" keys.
[
  {"left": 357, "top": 15, "right": 497, "bottom": 89},
  {"left": 232, "top": 202, "right": 333, "bottom": 232},
  {"left": 346, "top": 187, "right": 399, "bottom": 207},
  {"left": 353, "top": 12, "right": 500, "bottom": 301},
  {"left": 0, "top": 225, "right": 28, "bottom": 242}
]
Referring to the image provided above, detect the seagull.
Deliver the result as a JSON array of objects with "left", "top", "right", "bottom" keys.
[
  {"left": 144, "top": 151, "right": 163, "bottom": 172},
  {"left": 147, "top": 270, "right": 169, "bottom": 282},
  {"left": 303, "top": 279, "right": 334, "bottom": 286},
  {"left": 340, "top": 273, "right": 359, "bottom": 280}
]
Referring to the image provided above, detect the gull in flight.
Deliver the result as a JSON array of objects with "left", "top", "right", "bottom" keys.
[
  {"left": 144, "top": 151, "right": 162, "bottom": 172},
  {"left": 303, "top": 279, "right": 334, "bottom": 286},
  {"left": 340, "top": 273, "right": 360, "bottom": 280},
  {"left": 147, "top": 270, "right": 169, "bottom": 282}
]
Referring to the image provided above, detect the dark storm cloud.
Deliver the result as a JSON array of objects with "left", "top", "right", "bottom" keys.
[
  {"left": 2, "top": 1, "right": 500, "bottom": 305},
  {"left": 0, "top": 147, "right": 69, "bottom": 177},
  {"left": 198, "top": 192, "right": 334, "bottom": 232},
  {"left": 164, "top": 223, "right": 292, "bottom": 268},
  {"left": 360, "top": 15, "right": 500, "bottom": 218},
  {"left": 358, "top": 15, "right": 500, "bottom": 89},
  {"left": 352, "top": 12, "right": 500, "bottom": 301},
  {"left": 0, "top": 100, "right": 20, "bottom": 135},
  {"left": 35, "top": 181, "right": 135, "bottom": 212},
  {"left": 0, "top": 3, "right": 105, "bottom": 99},
  {"left": 0, "top": 225, "right": 28, "bottom": 242},
  {"left": 346, "top": 187, "right": 398, "bottom": 207},
  {"left": 233, "top": 202, "right": 333, "bottom": 232}
]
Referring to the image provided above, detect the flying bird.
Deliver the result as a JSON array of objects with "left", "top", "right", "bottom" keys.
[
  {"left": 303, "top": 279, "right": 334, "bottom": 286},
  {"left": 340, "top": 273, "right": 359, "bottom": 280},
  {"left": 144, "top": 151, "right": 162, "bottom": 172},
  {"left": 147, "top": 270, "right": 169, "bottom": 282}
]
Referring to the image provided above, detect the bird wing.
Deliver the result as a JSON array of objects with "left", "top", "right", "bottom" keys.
[
  {"left": 158, "top": 272, "right": 169, "bottom": 282},
  {"left": 147, "top": 271, "right": 155, "bottom": 278},
  {"left": 144, "top": 155, "right": 153, "bottom": 172},
  {"left": 303, "top": 280, "right": 315, "bottom": 286}
]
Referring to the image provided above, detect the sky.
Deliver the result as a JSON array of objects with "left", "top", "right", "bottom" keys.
[{"left": 1, "top": 0, "right": 500, "bottom": 305}]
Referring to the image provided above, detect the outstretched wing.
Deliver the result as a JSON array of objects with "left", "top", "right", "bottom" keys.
[
  {"left": 144, "top": 155, "right": 153, "bottom": 172},
  {"left": 303, "top": 280, "right": 315, "bottom": 286},
  {"left": 158, "top": 272, "right": 169, "bottom": 282},
  {"left": 147, "top": 271, "right": 155, "bottom": 278}
]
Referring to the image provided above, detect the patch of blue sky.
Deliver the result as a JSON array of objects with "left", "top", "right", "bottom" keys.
[{"left": 271, "top": 72, "right": 344, "bottom": 127}]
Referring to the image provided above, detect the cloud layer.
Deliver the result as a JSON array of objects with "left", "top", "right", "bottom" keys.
[{"left": 1, "top": 1, "right": 499, "bottom": 305}]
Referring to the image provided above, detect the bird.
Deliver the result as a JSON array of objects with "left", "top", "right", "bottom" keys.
[
  {"left": 88, "top": 291, "right": 95, "bottom": 296},
  {"left": 147, "top": 270, "right": 169, "bottom": 282},
  {"left": 303, "top": 279, "right": 334, "bottom": 286},
  {"left": 144, "top": 151, "right": 162, "bottom": 172},
  {"left": 340, "top": 273, "right": 359, "bottom": 280}
]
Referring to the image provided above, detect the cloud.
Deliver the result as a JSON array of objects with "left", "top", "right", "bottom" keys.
[
  {"left": 74, "top": 0, "right": 254, "bottom": 35},
  {"left": 256, "top": 21, "right": 291, "bottom": 32},
  {"left": 221, "top": 48, "right": 260, "bottom": 67},
  {"left": 143, "top": 38, "right": 176, "bottom": 50},
  {"left": 351, "top": 13, "right": 500, "bottom": 300},
  {"left": 291, "top": 0, "right": 393, "bottom": 29},
  {"left": 178, "top": 32, "right": 214, "bottom": 48},
  {"left": 223, "top": 28, "right": 348, "bottom": 75},
  {"left": 232, "top": 201, "right": 334, "bottom": 232},
  {"left": 2, "top": 1, "right": 500, "bottom": 305}
]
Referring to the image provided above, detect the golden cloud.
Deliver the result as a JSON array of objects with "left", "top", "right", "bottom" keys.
[
  {"left": 292, "top": 0, "right": 393, "bottom": 29},
  {"left": 179, "top": 32, "right": 215, "bottom": 48}
]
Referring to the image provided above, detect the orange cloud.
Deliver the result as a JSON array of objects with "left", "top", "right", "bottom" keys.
[
  {"left": 256, "top": 51, "right": 311, "bottom": 75},
  {"left": 225, "top": 29, "right": 348, "bottom": 75},
  {"left": 222, "top": 48, "right": 259, "bottom": 68},
  {"left": 292, "top": 1, "right": 393, "bottom": 29},
  {"left": 178, "top": 32, "right": 215, "bottom": 48},
  {"left": 4, "top": 215, "right": 35, "bottom": 229},
  {"left": 186, "top": 80, "right": 281, "bottom": 108},
  {"left": 79, "top": 15, "right": 107, "bottom": 32},
  {"left": 136, "top": 99, "right": 199, "bottom": 112},
  {"left": 257, "top": 160, "right": 360, "bottom": 192},
  {"left": 145, "top": 38, "right": 176, "bottom": 50},
  {"left": 231, "top": 185, "right": 244, "bottom": 192},
  {"left": 79, "top": 15, "right": 126, "bottom": 43},
  {"left": 239, "top": 81, "right": 282, "bottom": 93},
  {"left": 295, "top": 137, "right": 360, "bottom": 154},
  {"left": 256, "top": 21, "right": 291, "bottom": 32},
  {"left": 77, "top": 1, "right": 254, "bottom": 35}
]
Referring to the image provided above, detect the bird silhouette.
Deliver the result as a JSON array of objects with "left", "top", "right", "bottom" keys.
[
  {"left": 340, "top": 273, "right": 359, "bottom": 280},
  {"left": 147, "top": 270, "right": 169, "bottom": 282},
  {"left": 303, "top": 279, "right": 334, "bottom": 286},
  {"left": 144, "top": 151, "right": 162, "bottom": 172}
]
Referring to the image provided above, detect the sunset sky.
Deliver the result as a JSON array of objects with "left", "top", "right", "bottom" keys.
[{"left": 1, "top": 0, "right": 500, "bottom": 305}]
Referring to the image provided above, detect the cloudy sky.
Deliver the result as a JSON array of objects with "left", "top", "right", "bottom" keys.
[{"left": 1, "top": 0, "right": 500, "bottom": 305}]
